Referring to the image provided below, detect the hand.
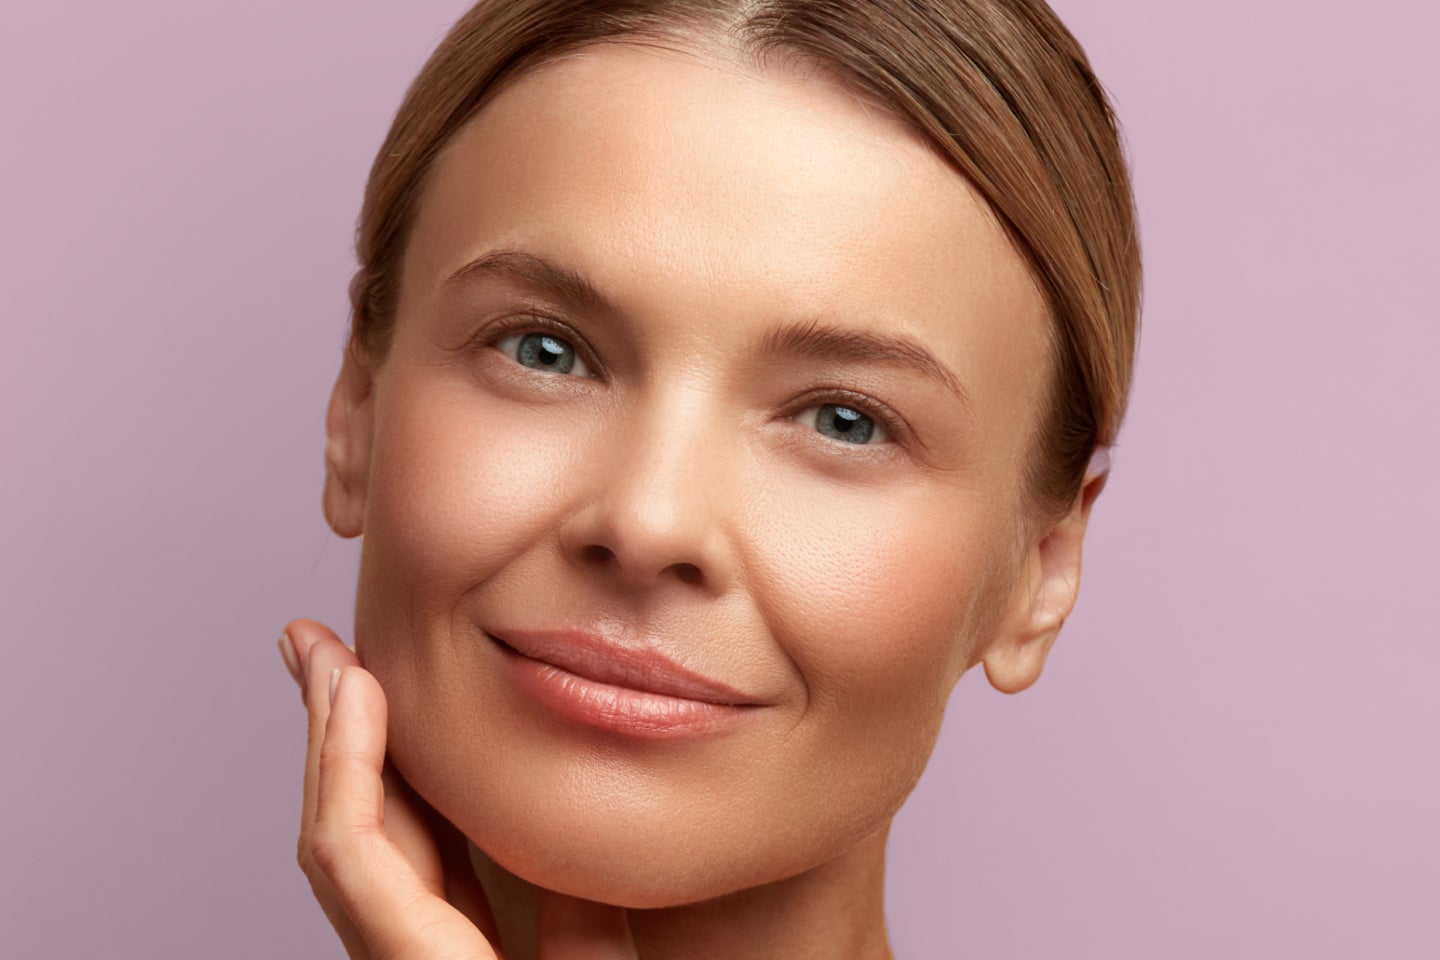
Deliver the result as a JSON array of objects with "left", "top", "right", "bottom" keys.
[{"left": 279, "top": 619, "right": 640, "bottom": 959}]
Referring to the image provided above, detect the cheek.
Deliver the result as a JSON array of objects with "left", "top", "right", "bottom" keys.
[
  {"left": 741, "top": 471, "right": 1009, "bottom": 813},
  {"left": 753, "top": 473, "right": 999, "bottom": 690},
  {"left": 367, "top": 383, "right": 573, "bottom": 583},
  {"left": 352, "top": 374, "right": 585, "bottom": 697}
]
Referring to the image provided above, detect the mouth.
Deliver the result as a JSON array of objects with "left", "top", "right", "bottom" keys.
[{"left": 486, "top": 629, "right": 765, "bottom": 738}]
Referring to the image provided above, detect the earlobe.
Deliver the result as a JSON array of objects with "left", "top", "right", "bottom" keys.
[
  {"left": 322, "top": 341, "right": 376, "bottom": 539},
  {"left": 981, "top": 467, "right": 1108, "bottom": 694}
]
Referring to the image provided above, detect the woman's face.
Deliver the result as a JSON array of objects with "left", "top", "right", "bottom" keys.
[{"left": 331, "top": 40, "right": 1057, "bottom": 907}]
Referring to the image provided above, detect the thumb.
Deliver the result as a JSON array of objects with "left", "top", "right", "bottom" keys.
[{"left": 536, "top": 890, "right": 637, "bottom": 960}]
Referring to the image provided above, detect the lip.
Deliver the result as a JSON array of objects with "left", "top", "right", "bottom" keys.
[{"left": 486, "top": 628, "right": 765, "bottom": 738}]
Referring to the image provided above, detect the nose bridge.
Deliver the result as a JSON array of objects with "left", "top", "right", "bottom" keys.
[{"left": 565, "top": 379, "right": 735, "bottom": 592}]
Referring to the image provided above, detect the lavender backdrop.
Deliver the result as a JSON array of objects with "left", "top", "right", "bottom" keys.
[{"left": 2, "top": 1, "right": 1435, "bottom": 956}]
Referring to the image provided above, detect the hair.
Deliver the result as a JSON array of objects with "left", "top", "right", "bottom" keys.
[{"left": 346, "top": 0, "right": 1141, "bottom": 524}]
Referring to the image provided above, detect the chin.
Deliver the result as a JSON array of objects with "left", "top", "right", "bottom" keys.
[
  {"left": 492, "top": 849, "right": 744, "bottom": 909},
  {"left": 421, "top": 755, "right": 892, "bottom": 911},
  {"left": 447, "top": 789, "right": 818, "bottom": 909}
]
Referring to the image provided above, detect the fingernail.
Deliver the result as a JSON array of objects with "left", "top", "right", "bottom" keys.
[
  {"left": 278, "top": 632, "right": 303, "bottom": 687},
  {"left": 329, "top": 667, "right": 342, "bottom": 707}
]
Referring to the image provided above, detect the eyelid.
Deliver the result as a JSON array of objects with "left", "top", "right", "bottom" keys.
[
  {"left": 476, "top": 312, "right": 605, "bottom": 379},
  {"left": 792, "top": 403, "right": 891, "bottom": 445},
  {"left": 789, "top": 389, "right": 914, "bottom": 449},
  {"left": 496, "top": 331, "right": 594, "bottom": 378}
]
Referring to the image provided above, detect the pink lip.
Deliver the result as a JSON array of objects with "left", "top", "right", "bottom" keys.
[{"left": 486, "top": 628, "right": 764, "bottom": 737}]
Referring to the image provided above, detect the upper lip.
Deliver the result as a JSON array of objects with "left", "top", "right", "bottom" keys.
[{"left": 487, "top": 628, "right": 759, "bottom": 705}]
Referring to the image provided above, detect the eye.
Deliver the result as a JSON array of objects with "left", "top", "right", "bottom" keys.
[
  {"left": 496, "top": 331, "right": 592, "bottom": 378},
  {"left": 794, "top": 403, "right": 890, "bottom": 445}
]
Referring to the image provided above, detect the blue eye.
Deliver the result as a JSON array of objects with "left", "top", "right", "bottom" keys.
[
  {"left": 797, "top": 403, "right": 888, "bottom": 444},
  {"left": 497, "top": 332, "right": 591, "bottom": 377}
]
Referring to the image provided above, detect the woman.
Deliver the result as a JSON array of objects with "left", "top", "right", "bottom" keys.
[{"left": 276, "top": 0, "right": 1140, "bottom": 955}]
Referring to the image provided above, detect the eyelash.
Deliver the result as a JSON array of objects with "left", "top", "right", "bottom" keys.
[
  {"left": 473, "top": 315, "right": 914, "bottom": 452},
  {"left": 784, "top": 389, "right": 910, "bottom": 449},
  {"left": 473, "top": 313, "right": 607, "bottom": 378}
]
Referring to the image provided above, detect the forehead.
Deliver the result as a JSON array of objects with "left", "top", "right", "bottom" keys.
[{"left": 403, "top": 39, "right": 1049, "bottom": 433}]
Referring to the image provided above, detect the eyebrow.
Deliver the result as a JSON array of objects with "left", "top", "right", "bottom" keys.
[
  {"left": 442, "top": 249, "right": 615, "bottom": 315},
  {"left": 758, "top": 318, "right": 971, "bottom": 409}
]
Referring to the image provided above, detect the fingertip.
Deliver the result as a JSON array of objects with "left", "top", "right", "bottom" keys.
[
  {"left": 297, "top": 626, "right": 361, "bottom": 701},
  {"left": 285, "top": 617, "right": 341, "bottom": 640},
  {"left": 325, "top": 665, "right": 389, "bottom": 733},
  {"left": 284, "top": 619, "right": 325, "bottom": 678},
  {"left": 278, "top": 632, "right": 304, "bottom": 688}
]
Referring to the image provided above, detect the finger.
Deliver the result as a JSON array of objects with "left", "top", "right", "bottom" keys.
[
  {"left": 290, "top": 619, "right": 361, "bottom": 836},
  {"left": 427, "top": 804, "right": 502, "bottom": 946},
  {"left": 278, "top": 632, "right": 303, "bottom": 689},
  {"left": 313, "top": 665, "right": 498, "bottom": 960},
  {"left": 283, "top": 617, "right": 354, "bottom": 699},
  {"left": 382, "top": 766, "right": 501, "bottom": 947},
  {"left": 380, "top": 764, "right": 445, "bottom": 895},
  {"left": 285, "top": 620, "right": 459, "bottom": 904},
  {"left": 536, "top": 891, "right": 637, "bottom": 960},
  {"left": 287, "top": 621, "right": 368, "bottom": 956}
]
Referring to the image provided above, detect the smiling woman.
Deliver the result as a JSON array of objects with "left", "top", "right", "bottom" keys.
[{"left": 279, "top": 1, "right": 1140, "bottom": 957}]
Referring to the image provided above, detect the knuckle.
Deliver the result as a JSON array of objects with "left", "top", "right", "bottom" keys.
[
  {"left": 413, "top": 918, "right": 488, "bottom": 960},
  {"left": 308, "top": 822, "right": 349, "bottom": 877},
  {"left": 318, "top": 741, "right": 371, "bottom": 780},
  {"left": 296, "top": 832, "right": 320, "bottom": 877},
  {"left": 412, "top": 918, "right": 454, "bottom": 955}
]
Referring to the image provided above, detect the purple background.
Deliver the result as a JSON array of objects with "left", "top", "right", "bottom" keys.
[{"left": 3, "top": 1, "right": 1435, "bottom": 956}]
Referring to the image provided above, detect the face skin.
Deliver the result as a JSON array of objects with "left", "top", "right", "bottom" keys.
[{"left": 322, "top": 36, "right": 1099, "bottom": 939}]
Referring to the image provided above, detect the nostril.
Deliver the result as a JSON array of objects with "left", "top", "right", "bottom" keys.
[
  {"left": 582, "top": 544, "right": 615, "bottom": 566},
  {"left": 575, "top": 544, "right": 704, "bottom": 585}
]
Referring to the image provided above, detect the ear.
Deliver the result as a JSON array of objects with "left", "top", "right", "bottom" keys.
[
  {"left": 981, "top": 468, "right": 1108, "bottom": 694},
  {"left": 322, "top": 340, "right": 375, "bottom": 539}
]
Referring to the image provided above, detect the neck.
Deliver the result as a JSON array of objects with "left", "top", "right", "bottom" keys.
[{"left": 468, "top": 827, "right": 895, "bottom": 960}]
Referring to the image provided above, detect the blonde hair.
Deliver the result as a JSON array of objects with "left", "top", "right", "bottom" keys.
[{"left": 348, "top": 0, "right": 1141, "bottom": 521}]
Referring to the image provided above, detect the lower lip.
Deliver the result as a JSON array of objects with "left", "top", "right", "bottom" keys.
[{"left": 489, "top": 635, "right": 759, "bottom": 739}]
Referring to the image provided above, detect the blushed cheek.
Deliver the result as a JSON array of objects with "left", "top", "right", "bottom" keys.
[
  {"left": 353, "top": 378, "right": 586, "bottom": 697},
  {"left": 368, "top": 379, "right": 585, "bottom": 583},
  {"left": 757, "top": 485, "right": 990, "bottom": 695},
  {"left": 744, "top": 476, "right": 1001, "bottom": 815}
]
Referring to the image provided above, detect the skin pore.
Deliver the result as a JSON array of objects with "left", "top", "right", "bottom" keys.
[{"left": 319, "top": 36, "right": 1100, "bottom": 960}]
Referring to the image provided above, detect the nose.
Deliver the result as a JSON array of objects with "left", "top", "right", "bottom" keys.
[{"left": 557, "top": 387, "right": 737, "bottom": 595}]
